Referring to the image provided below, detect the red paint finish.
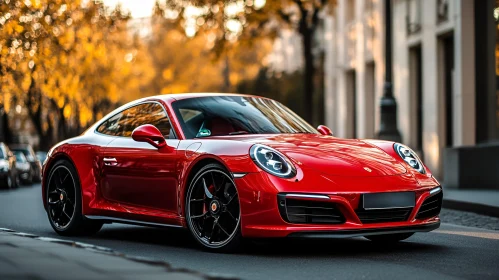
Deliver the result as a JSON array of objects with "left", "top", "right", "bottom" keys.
[{"left": 42, "top": 93, "right": 441, "bottom": 239}]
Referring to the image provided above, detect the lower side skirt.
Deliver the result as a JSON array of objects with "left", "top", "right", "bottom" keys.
[{"left": 287, "top": 221, "right": 440, "bottom": 238}]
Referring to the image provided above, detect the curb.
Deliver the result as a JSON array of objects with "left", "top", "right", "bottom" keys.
[
  {"left": 0, "top": 228, "right": 238, "bottom": 280},
  {"left": 443, "top": 199, "right": 499, "bottom": 218}
]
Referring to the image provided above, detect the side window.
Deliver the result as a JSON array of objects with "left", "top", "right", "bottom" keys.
[
  {"left": 97, "top": 103, "right": 173, "bottom": 138},
  {"left": 122, "top": 103, "right": 173, "bottom": 138},
  {"left": 97, "top": 111, "right": 125, "bottom": 136},
  {"left": 147, "top": 103, "right": 173, "bottom": 138}
]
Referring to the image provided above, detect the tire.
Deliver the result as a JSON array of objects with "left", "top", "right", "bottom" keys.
[
  {"left": 364, "top": 232, "right": 414, "bottom": 242},
  {"left": 46, "top": 159, "right": 103, "bottom": 236},
  {"left": 14, "top": 175, "right": 20, "bottom": 188},
  {"left": 33, "top": 168, "right": 42, "bottom": 183},
  {"left": 11, "top": 172, "right": 19, "bottom": 188},
  {"left": 0, "top": 175, "right": 12, "bottom": 189},
  {"left": 185, "top": 163, "right": 242, "bottom": 253},
  {"left": 24, "top": 170, "right": 33, "bottom": 185}
]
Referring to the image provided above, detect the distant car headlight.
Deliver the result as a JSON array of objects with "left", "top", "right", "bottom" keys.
[
  {"left": 250, "top": 144, "right": 296, "bottom": 178},
  {"left": 394, "top": 143, "right": 425, "bottom": 174}
]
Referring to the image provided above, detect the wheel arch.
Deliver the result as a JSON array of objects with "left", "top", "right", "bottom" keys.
[
  {"left": 42, "top": 152, "right": 79, "bottom": 210},
  {"left": 180, "top": 155, "right": 231, "bottom": 217}
]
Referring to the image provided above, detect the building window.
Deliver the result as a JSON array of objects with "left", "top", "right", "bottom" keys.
[
  {"left": 437, "top": 0, "right": 449, "bottom": 23},
  {"left": 346, "top": 0, "right": 355, "bottom": 23},
  {"left": 406, "top": 0, "right": 421, "bottom": 35},
  {"left": 475, "top": 0, "right": 499, "bottom": 143}
]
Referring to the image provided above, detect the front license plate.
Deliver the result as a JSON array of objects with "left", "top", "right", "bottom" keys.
[{"left": 362, "top": 192, "right": 415, "bottom": 210}]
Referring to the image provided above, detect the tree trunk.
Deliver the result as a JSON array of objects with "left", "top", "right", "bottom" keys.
[
  {"left": 58, "top": 106, "right": 67, "bottom": 141},
  {"left": 25, "top": 71, "right": 52, "bottom": 150},
  {"left": 301, "top": 28, "right": 315, "bottom": 124},
  {"left": 1, "top": 107, "right": 12, "bottom": 144}
]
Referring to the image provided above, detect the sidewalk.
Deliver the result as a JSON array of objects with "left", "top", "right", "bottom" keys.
[
  {"left": 442, "top": 187, "right": 499, "bottom": 218},
  {"left": 0, "top": 228, "right": 234, "bottom": 280}
]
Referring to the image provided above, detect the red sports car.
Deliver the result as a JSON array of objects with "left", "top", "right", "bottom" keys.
[{"left": 42, "top": 93, "right": 442, "bottom": 252}]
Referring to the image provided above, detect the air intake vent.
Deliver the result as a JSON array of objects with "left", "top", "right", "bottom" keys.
[
  {"left": 277, "top": 195, "right": 345, "bottom": 224},
  {"left": 416, "top": 191, "right": 443, "bottom": 219},
  {"left": 355, "top": 207, "right": 413, "bottom": 224}
]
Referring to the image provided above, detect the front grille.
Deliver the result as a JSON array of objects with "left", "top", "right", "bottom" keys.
[
  {"left": 355, "top": 207, "right": 413, "bottom": 224},
  {"left": 416, "top": 191, "right": 443, "bottom": 219},
  {"left": 277, "top": 195, "right": 345, "bottom": 224}
]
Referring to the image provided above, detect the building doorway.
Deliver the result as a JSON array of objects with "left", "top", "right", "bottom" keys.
[
  {"left": 409, "top": 45, "right": 423, "bottom": 155},
  {"left": 365, "top": 62, "right": 376, "bottom": 139},
  {"left": 346, "top": 70, "right": 357, "bottom": 138},
  {"left": 443, "top": 36, "right": 455, "bottom": 148}
]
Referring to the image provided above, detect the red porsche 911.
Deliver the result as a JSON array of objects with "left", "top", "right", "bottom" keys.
[{"left": 42, "top": 93, "right": 442, "bottom": 252}]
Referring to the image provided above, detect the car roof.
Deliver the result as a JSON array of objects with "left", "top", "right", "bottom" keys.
[{"left": 144, "top": 93, "right": 265, "bottom": 102}]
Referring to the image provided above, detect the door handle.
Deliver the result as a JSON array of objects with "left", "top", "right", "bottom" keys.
[{"left": 103, "top": 157, "right": 117, "bottom": 166}]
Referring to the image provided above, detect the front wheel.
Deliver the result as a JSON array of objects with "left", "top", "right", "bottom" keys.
[
  {"left": 1, "top": 174, "right": 13, "bottom": 189},
  {"left": 364, "top": 232, "right": 414, "bottom": 242},
  {"left": 46, "top": 160, "right": 103, "bottom": 236},
  {"left": 185, "top": 163, "right": 242, "bottom": 253}
]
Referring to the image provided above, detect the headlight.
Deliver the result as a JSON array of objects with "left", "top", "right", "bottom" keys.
[
  {"left": 250, "top": 144, "right": 296, "bottom": 178},
  {"left": 394, "top": 143, "right": 425, "bottom": 174}
]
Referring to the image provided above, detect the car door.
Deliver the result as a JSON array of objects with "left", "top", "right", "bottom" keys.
[{"left": 99, "top": 102, "right": 180, "bottom": 214}]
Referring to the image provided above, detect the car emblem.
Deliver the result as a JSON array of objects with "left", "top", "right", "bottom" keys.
[
  {"left": 364, "top": 167, "right": 372, "bottom": 172},
  {"left": 211, "top": 202, "right": 217, "bottom": 212},
  {"left": 59, "top": 193, "right": 64, "bottom": 201}
]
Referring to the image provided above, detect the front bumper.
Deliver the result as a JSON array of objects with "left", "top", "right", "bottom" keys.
[
  {"left": 235, "top": 171, "right": 442, "bottom": 238},
  {"left": 287, "top": 221, "right": 440, "bottom": 238}
]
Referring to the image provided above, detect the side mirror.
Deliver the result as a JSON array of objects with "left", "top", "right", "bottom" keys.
[
  {"left": 132, "top": 124, "right": 168, "bottom": 149},
  {"left": 317, "top": 125, "right": 333, "bottom": 136}
]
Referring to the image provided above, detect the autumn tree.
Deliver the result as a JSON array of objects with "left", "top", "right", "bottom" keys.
[
  {"left": 0, "top": 0, "right": 154, "bottom": 149},
  {"left": 147, "top": 11, "right": 271, "bottom": 95},
  {"left": 154, "top": 0, "right": 334, "bottom": 123}
]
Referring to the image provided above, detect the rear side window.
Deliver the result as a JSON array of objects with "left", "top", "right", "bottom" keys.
[
  {"left": 97, "top": 111, "right": 125, "bottom": 136},
  {"left": 121, "top": 103, "right": 173, "bottom": 138},
  {"left": 96, "top": 103, "right": 173, "bottom": 138}
]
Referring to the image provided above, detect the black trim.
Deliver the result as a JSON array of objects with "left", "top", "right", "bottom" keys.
[
  {"left": 85, "top": 215, "right": 183, "bottom": 229},
  {"left": 277, "top": 194, "right": 345, "bottom": 224},
  {"left": 287, "top": 221, "right": 440, "bottom": 238}
]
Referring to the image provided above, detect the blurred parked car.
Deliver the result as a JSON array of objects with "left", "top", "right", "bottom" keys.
[
  {"left": 13, "top": 151, "right": 33, "bottom": 185},
  {"left": 36, "top": 151, "right": 48, "bottom": 164},
  {"left": 10, "top": 144, "right": 42, "bottom": 183},
  {"left": 0, "top": 143, "right": 19, "bottom": 189}
]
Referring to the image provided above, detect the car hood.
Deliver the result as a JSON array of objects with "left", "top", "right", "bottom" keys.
[{"left": 215, "top": 134, "right": 407, "bottom": 177}]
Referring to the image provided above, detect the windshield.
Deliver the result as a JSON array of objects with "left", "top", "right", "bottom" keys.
[
  {"left": 13, "top": 148, "right": 34, "bottom": 161},
  {"left": 0, "top": 149, "right": 4, "bottom": 159},
  {"left": 172, "top": 96, "right": 318, "bottom": 139},
  {"left": 14, "top": 152, "right": 26, "bottom": 163}
]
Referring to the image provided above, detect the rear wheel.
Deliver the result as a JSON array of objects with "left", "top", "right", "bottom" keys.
[
  {"left": 186, "top": 163, "right": 242, "bottom": 252},
  {"left": 1, "top": 174, "right": 13, "bottom": 189},
  {"left": 14, "top": 175, "right": 20, "bottom": 188},
  {"left": 364, "top": 232, "right": 414, "bottom": 242},
  {"left": 46, "top": 160, "right": 102, "bottom": 236}
]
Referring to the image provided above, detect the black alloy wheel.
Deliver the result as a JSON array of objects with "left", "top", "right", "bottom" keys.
[
  {"left": 47, "top": 165, "right": 77, "bottom": 230},
  {"left": 186, "top": 163, "right": 242, "bottom": 252},
  {"left": 46, "top": 160, "right": 102, "bottom": 236}
]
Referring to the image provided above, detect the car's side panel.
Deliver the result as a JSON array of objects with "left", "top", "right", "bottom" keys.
[
  {"left": 99, "top": 138, "right": 180, "bottom": 213},
  {"left": 42, "top": 134, "right": 115, "bottom": 214}
]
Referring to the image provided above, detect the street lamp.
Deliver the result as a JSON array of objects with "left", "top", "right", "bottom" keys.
[{"left": 377, "top": 0, "right": 402, "bottom": 142}]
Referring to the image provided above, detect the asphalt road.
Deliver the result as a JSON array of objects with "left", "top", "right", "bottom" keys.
[{"left": 1, "top": 185, "right": 498, "bottom": 280}]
